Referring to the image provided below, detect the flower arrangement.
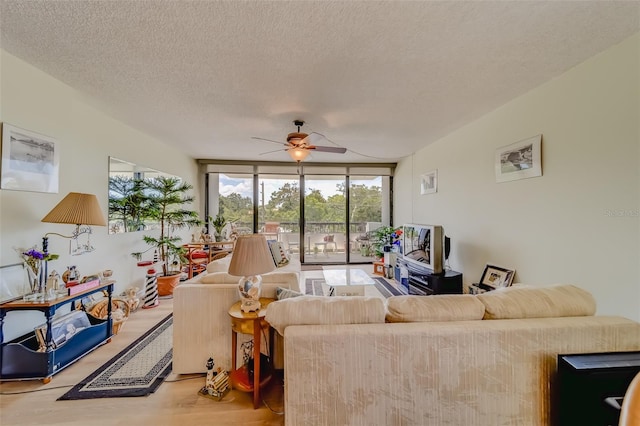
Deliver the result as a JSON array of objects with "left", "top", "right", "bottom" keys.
[{"left": 16, "top": 247, "right": 59, "bottom": 295}]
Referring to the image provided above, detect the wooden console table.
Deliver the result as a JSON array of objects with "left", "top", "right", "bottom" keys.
[{"left": 0, "top": 280, "right": 114, "bottom": 383}]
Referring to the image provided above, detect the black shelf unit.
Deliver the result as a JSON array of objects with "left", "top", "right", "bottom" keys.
[
  {"left": 0, "top": 281, "right": 114, "bottom": 382},
  {"left": 556, "top": 351, "right": 640, "bottom": 426},
  {"left": 398, "top": 259, "right": 463, "bottom": 295}
]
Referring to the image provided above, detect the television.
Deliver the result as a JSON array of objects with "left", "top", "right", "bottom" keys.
[{"left": 401, "top": 224, "right": 444, "bottom": 275}]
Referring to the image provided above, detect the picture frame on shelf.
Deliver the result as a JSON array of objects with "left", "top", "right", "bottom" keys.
[
  {"left": 0, "top": 263, "right": 25, "bottom": 304},
  {"left": 495, "top": 134, "right": 542, "bottom": 183},
  {"left": 1, "top": 123, "right": 60, "bottom": 193},
  {"left": 478, "top": 264, "right": 515, "bottom": 291},
  {"left": 420, "top": 169, "right": 437, "bottom": 195}
]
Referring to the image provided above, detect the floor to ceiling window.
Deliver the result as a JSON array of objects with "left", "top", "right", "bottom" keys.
[
  {"left": 202, "top": 162, "right": 394, "bottom": 265},
  {"left": 214, "top": 172, "right": 254, "bottom": 238}
]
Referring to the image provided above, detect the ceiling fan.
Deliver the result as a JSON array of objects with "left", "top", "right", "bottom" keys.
[{"left": 252, "top": 120, "right": 347, "bottom": 162}]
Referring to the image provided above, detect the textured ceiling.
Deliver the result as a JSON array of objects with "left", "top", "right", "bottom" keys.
[{"left": 1, "top": 1, "right": 638, "bottom": 163}]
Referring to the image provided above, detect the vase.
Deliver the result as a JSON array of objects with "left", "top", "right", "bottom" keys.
[{"left": 23, "top": 260, "right": 45, "bottom": 301}]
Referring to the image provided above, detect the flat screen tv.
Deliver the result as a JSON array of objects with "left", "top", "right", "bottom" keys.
[{"left": 401, "top": 224, "right": 444, "bottom": 275}]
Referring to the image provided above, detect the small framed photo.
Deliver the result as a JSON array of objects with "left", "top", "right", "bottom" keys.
[
  {"left": 479, "top": 264, "right": 515, "bottom": 290},
  {"left": 420, "top": 169, "right": 437, "bottom": 195},
  {"left": 495, "top": 134, "right": 542, "bottom": 183},
  {"left": 1, "top": 123, "right": 60, "bottom": 193}
]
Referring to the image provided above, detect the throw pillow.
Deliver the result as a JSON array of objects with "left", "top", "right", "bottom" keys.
[
  {"left": 268, "top": 241, "right": 289, "bottom": 267},
  {"left": 276, "top": 286, "right": 303, "bottom": 300}
]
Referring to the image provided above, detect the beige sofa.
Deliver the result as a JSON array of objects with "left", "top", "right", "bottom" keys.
[
  {"left": 266, "top": 285, "right": 640, "bottom": 426},
  {"left": 173, "top": 255, "right": 301, "bottom": 374}
]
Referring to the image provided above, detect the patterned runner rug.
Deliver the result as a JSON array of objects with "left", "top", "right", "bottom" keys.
[
  {"left": 58, "top": 313, "right": 173, "bottom": 400},
  {"left": 305, "top": 276, "right": 405, "bottom": 298}
]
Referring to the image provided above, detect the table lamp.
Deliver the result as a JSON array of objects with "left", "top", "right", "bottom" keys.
[
  {"left": 228, "top": 234, "right": 276, "bottom": 312},
  {"left": 41, "top": 192, "right": 106, "bottom": 255}
]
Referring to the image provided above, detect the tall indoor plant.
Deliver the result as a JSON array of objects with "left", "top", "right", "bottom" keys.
[{"left": 131, "top": 176, "right": 202, "bottom": 295}]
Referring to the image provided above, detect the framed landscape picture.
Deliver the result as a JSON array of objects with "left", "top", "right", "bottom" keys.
[
  {"left": 495, "top": 134, "right": 542, "bottom": 183},
  {"left": 1, "top": 123, "right": 59, "bottom": 193}
]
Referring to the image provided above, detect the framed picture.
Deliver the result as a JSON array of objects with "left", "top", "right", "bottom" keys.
[
  {"left": 420, "top": 169, "right": 437, "bottom": 195},
  {"left": 0, "top": 263, "right": 25, "bottom": 304},
  {"left": 479, "top": 264, "right": 515, "bottom": 290},
  {"left": 495, "top": 134, "right": 542, "bottom": 183},
  {"left": 1, "top": 123, "right": 59, "bottom": 193}
]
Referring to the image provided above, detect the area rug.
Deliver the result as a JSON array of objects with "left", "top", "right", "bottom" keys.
[
  {"left": 305, "top": 276, "right": 405, "bottom": 298},
  {"left": 58, "top": 313, "right": 173, "bottom": 400}
]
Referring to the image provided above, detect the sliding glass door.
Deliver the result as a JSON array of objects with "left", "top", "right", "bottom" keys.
[
  {"left": 303, "top": 175, "right": 346, "bottom": 263},
  {"left": 257, "top": 175, "right": 300, "bottom": 252},
  {"left": 349, "top": 176, "right": 387, "bottom": 262}
]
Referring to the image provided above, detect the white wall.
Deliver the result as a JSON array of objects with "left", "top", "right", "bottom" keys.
[
  {"left": 394, "top": 33, "right": 640, "bottom": 321},
  {"left": 0, "top": 51, "right": 200, "bottom": 338}
]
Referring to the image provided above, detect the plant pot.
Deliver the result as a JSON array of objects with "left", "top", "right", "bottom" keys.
[{"left": 157, "top": 274, "right": 181, "bottom": 296}]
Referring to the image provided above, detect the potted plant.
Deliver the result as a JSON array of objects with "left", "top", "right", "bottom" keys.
[
  {"left": 209, "top": 213, "right": 227, "bottom": 241},
  {"left": 371, "top": 226, "right": 403, "bottom": 259},
  {"left": 132, "top": 176, "right": 202, "bottom": 296}
]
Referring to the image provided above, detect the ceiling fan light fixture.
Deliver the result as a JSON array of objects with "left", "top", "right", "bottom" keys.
[{"left": 288, "top": 147, "right": 310, "bottom": 162}]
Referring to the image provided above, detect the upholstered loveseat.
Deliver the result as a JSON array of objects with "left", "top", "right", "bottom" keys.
[
  {"left": 172, "top": 254, "right": 301, "bottom": 374},
  {"left": 265, "top": 285, "right": 640, "bottom": 426}
]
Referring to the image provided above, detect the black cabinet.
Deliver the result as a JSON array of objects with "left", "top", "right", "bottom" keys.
[
  {"left": 556, "top": 351, "right": 640, "bottom": 426},
  {"left": 407, "top": 269, "right": 463, "bottom": 295}
]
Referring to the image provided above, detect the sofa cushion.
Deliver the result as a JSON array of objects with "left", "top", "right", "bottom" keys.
[
  {"left": 477, "top": 284, "right": 596, "bottom": 319},
  {"left": 265, "top": 296, "right": 386, "bottom": 335},
  {"left": 206, "top": 254, "right": 232, "bottom": 273},
  {"left": 385, "top": 294, "right": 485, "bottom": 323}
]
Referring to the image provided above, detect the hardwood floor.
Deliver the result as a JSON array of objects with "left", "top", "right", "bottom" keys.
[{"left": 0, "top": 298, "right": 284, "bottom": 426}]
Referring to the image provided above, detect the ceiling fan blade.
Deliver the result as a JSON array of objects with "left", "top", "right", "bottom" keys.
[
  {"left": 259, "top": 148, "right": 287, "bottom": 156},
  {"left": 309, "top": 145, "right": 347, "bottom": 154},
  {"left": 304, "top": 132, "right": 329, "bottom": 145},
  {"left": 252, "top": 136, "right": 287, "bottom": 146}
]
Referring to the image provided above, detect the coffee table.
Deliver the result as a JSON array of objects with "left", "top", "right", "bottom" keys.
[{"left": 322, "top": 269, "right": 376, "bottom": 296}]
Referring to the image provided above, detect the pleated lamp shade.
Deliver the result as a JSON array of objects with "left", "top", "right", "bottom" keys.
[
  {"left": 41, "top": 192, "right": 107, "bottom": 226},
  {"left": 228, "top": 234, "right": 276, "bottom": 277}
]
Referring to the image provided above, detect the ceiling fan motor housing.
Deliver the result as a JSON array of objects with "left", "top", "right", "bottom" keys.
[{"left": 287, "top": 132, "right": 308, "bottom": 145}]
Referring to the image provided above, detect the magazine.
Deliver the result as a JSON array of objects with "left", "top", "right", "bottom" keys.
[{"left": 35, "top": 310, "right": 92, "bottom": 349}]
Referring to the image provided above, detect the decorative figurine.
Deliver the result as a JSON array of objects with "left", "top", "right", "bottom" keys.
[{"left": 198, "top": 356, "right": 230, "bottom": 400}]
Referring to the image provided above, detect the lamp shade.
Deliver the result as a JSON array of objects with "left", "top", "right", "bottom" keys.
[
  {"left": 228, "top": 234, "right": 276, "bottom": 277},
  {"left": 41, "top": 192, "right": 106, "bottom": 226}
]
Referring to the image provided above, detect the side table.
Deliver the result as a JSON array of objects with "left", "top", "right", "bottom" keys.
[{"left": 228, "top": 297, "right": 275, "bottom": 409}]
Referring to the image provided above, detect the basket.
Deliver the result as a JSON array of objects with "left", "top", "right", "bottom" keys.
[{"left": 88, "top": 298, "right": 130, "bottom": 335}]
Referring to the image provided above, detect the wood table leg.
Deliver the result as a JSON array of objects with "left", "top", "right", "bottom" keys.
[
  {"left": 231, "top": 329, "right": 237, "bottom": 372},
  {"left": 253, "top": 318, "right": 261, "bottom": 409}
]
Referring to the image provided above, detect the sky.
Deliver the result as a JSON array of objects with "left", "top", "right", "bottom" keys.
[{"left": 219, "top": 174, "right": 380, "bottom": 200}]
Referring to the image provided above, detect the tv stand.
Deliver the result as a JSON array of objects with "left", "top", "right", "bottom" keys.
[{"left": 407, "top": 268, "right": 463, "bottom": 295}]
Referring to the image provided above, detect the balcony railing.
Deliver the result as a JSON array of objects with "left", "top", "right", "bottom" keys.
[{"left": 237, "top": 221, "right": 376, "bottom": 234}]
